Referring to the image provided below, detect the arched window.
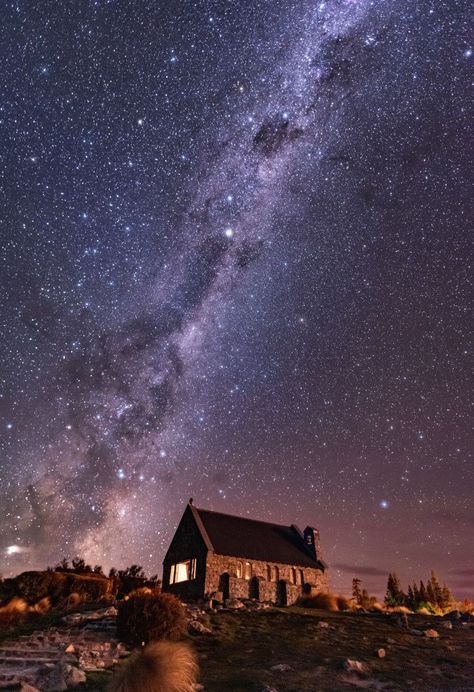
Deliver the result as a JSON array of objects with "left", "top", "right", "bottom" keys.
[
  {"left": 236, "top": 561, "right": 243, "bottom": 579},
  {"left": 290, "top": 568, "right": 296, "bottom": 585},
  {"left": 244, "top": 561, "right": 252, "bottom": 580}
]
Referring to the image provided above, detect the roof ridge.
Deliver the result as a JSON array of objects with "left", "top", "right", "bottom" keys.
[{"left": 195, "top": 505, "right": 298, "bottom": 532}]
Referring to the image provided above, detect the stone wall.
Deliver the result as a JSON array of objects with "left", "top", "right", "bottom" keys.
[
  {"left": 162, "top": 506, "right": 208, "bottom": 601},
  {"left": 205, "top": 553, "right": 327, "bottom": 604}
]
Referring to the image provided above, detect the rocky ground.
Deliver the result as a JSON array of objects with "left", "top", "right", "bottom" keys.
[
  {"left": 0, "top": 607, "right": 128, "bottom": 691},
  {"left": 1, "top": 601, "right": 473, "bottom": 691}
]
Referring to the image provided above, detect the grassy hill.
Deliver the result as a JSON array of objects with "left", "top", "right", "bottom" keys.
[{"left": 85, "top": 606, "right": 474, "bottom": 691}]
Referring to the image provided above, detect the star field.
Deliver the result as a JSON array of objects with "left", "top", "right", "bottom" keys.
[{"left": 0, "top": 0, "right": 472, "bottom": 598}]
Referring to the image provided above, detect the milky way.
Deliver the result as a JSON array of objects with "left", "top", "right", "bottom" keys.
[{"left": 1, "top": 0, "right": 472, "bottom": 597}]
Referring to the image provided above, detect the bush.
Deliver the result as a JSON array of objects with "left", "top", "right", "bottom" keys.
[
  {"left": 117, "top": 590, "right": 186, "bottom": 647},
  {"left": 0, "top": 597, "right": 29, "bottom": 630},
  {"left": 336, "top": 595, "right": 350, "bottom": 611},
  {"left": 297, "top": 592, "right": 339, "bottom": 611},
  {"left": 1, "top": 570, "right": 113, "bottom": 607}
]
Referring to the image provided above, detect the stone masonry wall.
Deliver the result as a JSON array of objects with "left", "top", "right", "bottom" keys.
[{"left": 205, "top": 553, "right": 327, "bottom": 604}]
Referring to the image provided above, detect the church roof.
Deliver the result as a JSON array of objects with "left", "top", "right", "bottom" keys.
[{"left": 189, "top": 503, "right": 325, "bottom": 569}]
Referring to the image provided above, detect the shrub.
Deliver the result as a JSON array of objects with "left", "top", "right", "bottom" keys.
[
  {"left": 107, "top": 640, "right": 198, "bottom": 692},
  {"left": 336, "top": 595, "right": 350, "bottom": 611},
  {"left": 1, "top": 570, "right": 113, "bottom": 607},
  {"left": 297, "top": 592, "right": 339, "bottom": 611},
  {"left": 0, "top": 597, "right": 29, "bottom": 630},
  {"left": 117, "top": 590, "right": 186, "bottom": 647}
]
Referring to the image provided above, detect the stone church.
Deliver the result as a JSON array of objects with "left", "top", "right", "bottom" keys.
[{"left": 162, "top": 500, "right": 327, "bottom": 605}]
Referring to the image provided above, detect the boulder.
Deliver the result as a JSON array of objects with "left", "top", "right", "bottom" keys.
[
  {"left": 66, "top": 665, "right": 87, "bottom": 686},
  {"left": 316, "top": 621, "right": 330, "bottom": 630},
  {"left": 270, "top": 664, "right": 292, "bottom": 672},
  {"left": 376, "top": 648, "right": 386, "bottom": 658},
  {"left": 343, "top": 659, "right": 366, "bottom": 674},
  {"left": 423, "top": 629, "right": 439, "bottom": 639},
  {"left": 188, "top": 620, "right": 212, "bottom": 635},
  {"left": 224, "top": 599, "right": 245, "bottom": 610},
  {"left": 35, "top": 661, "right": 68, "bottom": 691},
  {"left": 442, "top": 621, "right": 453, "bottom": 629}
]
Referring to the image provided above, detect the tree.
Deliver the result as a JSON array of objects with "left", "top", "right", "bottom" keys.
[
  {"left": 407, "top": 584, "right": 415, "bottom": 611},
  {"left": 385, "top": 573, "right": 405, "bottom": 607},
  {"left": 93, "top": 565, "right": 104, "bottom": 575},
  {"left": 429, "top": 571, "right": 443, "bottom": 608},
  {"left": 419, "top": 580, "right": 428, "bottom": 605},
  {"left": 352, "top": 578, "right": 362, "bottom": 605}
]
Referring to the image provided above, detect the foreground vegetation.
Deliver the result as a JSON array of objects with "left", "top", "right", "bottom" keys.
[{"left": 195, "top": 607, "right": 474, "bottom": 691}]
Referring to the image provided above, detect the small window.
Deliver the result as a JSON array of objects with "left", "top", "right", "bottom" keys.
[
  {"left": 169, "top": 558, "right": 197, "bottom": 584},
  {"left": 244, "top": 561, "right": 252, "bottom": 580},
  {"left": 290, "top": 568, "right": 296, "bottom": 585},
  {"left": 236, "top": 561, "right": 243, "bottom": 578}
]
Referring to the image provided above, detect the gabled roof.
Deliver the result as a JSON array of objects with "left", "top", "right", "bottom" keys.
[{"left": 189, "top": 503, "right": 325, "bottom": 569}]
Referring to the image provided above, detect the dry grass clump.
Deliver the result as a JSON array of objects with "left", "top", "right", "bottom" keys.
[
  {"left": 297, "top": 592, "right": 340, "bottom": 611},
  {"left": 336, "top": 595, "right": 350, "bottom": 611},
  {"left": 117, "top": 590, "right": 187, "bottom": 647},
  {"left": 0, "top": 597, "right": 29, "bottom": 629},
  {"left": 108, "top": 641, "right": 198, "bottom": 692}
]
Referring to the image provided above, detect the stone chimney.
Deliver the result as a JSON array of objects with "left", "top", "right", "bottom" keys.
[{"left": 303, "top": 526, "right": 321, "bottom": 561}]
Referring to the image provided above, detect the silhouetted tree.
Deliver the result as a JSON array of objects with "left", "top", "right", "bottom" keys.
[
  {"left": 385, "top": 573, "right": 405, "bottom": 607},
  {"left": 352, "top": 578, "right": 362, "bottom": 605}
]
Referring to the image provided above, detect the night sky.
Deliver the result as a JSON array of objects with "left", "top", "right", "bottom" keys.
[{"left": 0, "top": 0, "right": 472, "bottom": 599}]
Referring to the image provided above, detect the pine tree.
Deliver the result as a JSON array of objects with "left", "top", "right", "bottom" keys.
[
  {"left": 407, "top": 584, "right": 415, "bottom": 611},
  {"left": 430, "top": 571, "right": 443, "bottom": 608},
  {"left": 352, "top": 578, "right": 362, "bottom": 605},
  {"left": 441, "top": 584, "right": 453, "bottom": 611},
  {"left": 385, "top": 573, "right": 405, "bottom": 607},
  {"left": 419, "top": 580, "right": 428, "bottom": 604},
  {"left": 427, "top": 579, "right": 435, "bottom": 605},
  {"left": 413, "top": 582, "right": 420, "bottom": 610}
]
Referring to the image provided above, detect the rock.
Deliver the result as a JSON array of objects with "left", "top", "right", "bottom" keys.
[
  {"left": 35, "top": 661, "right": 68, "bottom": 691},
  {"left": 409, "top": 628, "right": 423, "bottom": 636},
  {"left": 344, "top": 659, "right": 366, "bottom": 674},
  {"left": 386, "top": 638, "right": 396, "bottom": 645},
  {"left": 224, "top": 598, "right": 245, "bottom": 609},
  {"left": 442, "top": 621, "right": 453, "bottom": 629},
  {"left": 316, "top": 621, "right": 330, "bottom": 629},
  {"left": 188, "top": 620, "right": 212, "bottom": 635},
  {"left": 270, "top": 663, "right": 292, "bottom": 672},
  {"left": 20, "top": 685, "right": 41, "bottom": 692},
  {"left": 78, "top": 650, "right": 106, "bottom": 671},
  {"left": 423, "top": 629, "right": 439, "bottom": 638},
  {"left": 193, "top": 685, "right": 205, "bottom": 691},
  {"left": 65, "top": 665, "right": 87, "bottom": 686},
  {"left": 261, "top": 687, "right": 279, "bottom": 692},
  {"left": 445, "top": 609, "right": 461, "bottom": 620},
  {"left": 64, "top": 644, "right": 75, "bottom": 653},
  {"left": 376, "top": 648, "right": 386, "bottom": 658}
]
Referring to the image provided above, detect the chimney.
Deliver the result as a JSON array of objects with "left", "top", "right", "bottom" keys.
[{"left": 303, "top": 526, "right": 321, "bottom": 561}]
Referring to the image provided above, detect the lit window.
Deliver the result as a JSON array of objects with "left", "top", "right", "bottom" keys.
[
  {"left": 244, "top": 562, "right": 252, "bottom": 580},
  {"left": 170, "top": 558, "right": 197, "bottom": 584},
  {"left": 236, "top": 561, "right": 243, "bottom": 578}
]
